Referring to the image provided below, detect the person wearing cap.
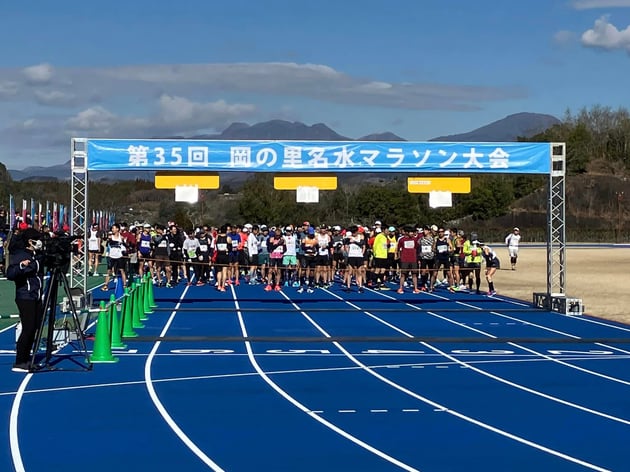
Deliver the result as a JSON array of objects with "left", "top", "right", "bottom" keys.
[
  {"left": 371, "top": 226, "right": 390, "bottom": 289},
  {"left": 482, "top": 245, "right": 500, "bottom": 296},
  {"left": 6, "top": 228, "right": 44, "bottom": 372},
  {"left": 266, "top": 227, "right": 286, "bottom": 291},
  {"left": 315, "top": 225, "right": 332, "bottom": 288},
  {"left": 102, "top": 223, "right": 128, "bottom": 291},
  {"left": 386, "top": 226, "right": 398, "bottom": 283},
  {"left": 463, "top": 232, "right": 483, "bottom": 294},
  {"left": 432, "top": 227, "right": 455, "bottom": 292},
  {"left": 418, "top": 227, "right": 435, "bottom": 291},
  {"left": 343, "top": 225, "right": 366, "bottom": 293},
  {"left": 331, "top": 225, "right": 345, "bottom": 281},
  {"left": 87, "top": 223, "right": 102, "bottom": 276},
  {"left": 245, "top": 225, "right": 261, "bottom": 285},
  {"left": 257, "top": 225, "right": 270, "bottom": 284},
  {"left": 452, "top": 229, "right": 468, "bottom": 291},
  {"left": 505, "top": 227, "right": 521, "bottom": 270},
  {"left": 396, "top": 226, "right": 420, "bottom": 294},
  {"left": 282, "top": 226, "right": 298, "bottom": 287},
  {"left": 298, "top": 226, "right": 318, "bottom": 293},
  {"left": 137, "top": 223, "right": 154, "bottom": 280}
]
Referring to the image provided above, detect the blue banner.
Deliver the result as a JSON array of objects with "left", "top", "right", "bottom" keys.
[{"left": 86, "top": 140, "right": 551, "bottom": 174}]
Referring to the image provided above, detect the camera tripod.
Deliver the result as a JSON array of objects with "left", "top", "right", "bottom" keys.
[{"left": 29, "top": 264, "right": 92, "bottom": 372}]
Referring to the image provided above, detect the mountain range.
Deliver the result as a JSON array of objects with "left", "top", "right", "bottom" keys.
[{"left": 7, "top": 112, "right": 559, "bottom": 181}]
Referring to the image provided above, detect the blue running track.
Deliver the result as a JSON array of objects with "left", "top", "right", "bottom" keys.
[{"left": 1, "top": 281, "right": 629, "bottom": 472}]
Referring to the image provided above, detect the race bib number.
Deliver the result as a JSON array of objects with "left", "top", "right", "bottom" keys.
[
  {"left": 110, "top": 247, "right": 122, "bottom": 258},
  {"left": 200, "top": 244, "right": 208, "bottom": 252},
  {"left": 403, "top": 240, "right": 415, "bottom": 249},
  {"left": 141, "top": 240, "right": 151, "bottom": 248},
  {"left": 421, "top": 245, "right": 432, "bottom": 254},
  {"left": 437, "top": 245, "right": 447, "bottom": 253},
  {"left": 216, "top": 243, "right": 228, "bottom": 252}
]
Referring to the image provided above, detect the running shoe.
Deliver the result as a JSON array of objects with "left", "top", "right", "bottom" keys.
[
  {"left": 274, "top": 285, "right": 281, "bottom": 291},
  {"left": 397, "top": 288, "right": 404, "bottom": 294},
  {"left": 12, "top": 363, "right": 30, "bottom": 373},
  {"left": 264, "top": 284, "right": 272, "bottom": 291}
]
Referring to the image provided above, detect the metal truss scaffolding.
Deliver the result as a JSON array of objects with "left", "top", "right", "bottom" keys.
[{"left": 70, "top": 138, "right": 88, "bottom": 295}]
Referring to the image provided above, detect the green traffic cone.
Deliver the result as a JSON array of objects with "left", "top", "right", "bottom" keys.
[
  {"left": 136, "top": 282, "right": 149, "bottom": 321},
  {"left": 143, "top": 275, "right": 153, "bottom": 315},
  {"left": 89, "top": 301, "right": 119, "bottom": 363},
  {"left": 121, "top": 287, "right": 138, "bottom": 338},
  {"left": 148, "top": 272, "right": 158, "bottom": 308},
  {"left": 131, "top": 283, "right": 146, "bottom": 327},
  {"left": 108, "top": 294, "right": 127, "bottom": 350}
]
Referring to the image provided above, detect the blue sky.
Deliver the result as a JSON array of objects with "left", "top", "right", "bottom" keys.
[{"left": 1, "top": 0, "right": 630, "bottom": 169}]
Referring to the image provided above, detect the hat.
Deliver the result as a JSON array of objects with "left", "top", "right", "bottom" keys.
[
  {"left": 374, "top": 220, "right": 382, "bottom": 226},
  {"left": 431, "top": 224, "right": 438, "bottom": 232},
  {"left": 285, "top": 226, "right": 293, "bottom": 232},
  {"left": 18, "top": 222, "right": 28, "bottom": 230},
  {"left": 260, "top": 225, "right": 268, "bottom": 230},
  {"left": 303, "top": 221, "right": 310, "bottom": 226},
  {"left": 357, "top": 227, "right": 365, "bottom": 233},
  {"left": 333, "top": 225, "right": 341, "bottom": 231},
  {"left": 514, "top": 227, "right": 520, "bottom": 231},
  {"left": 21, "top": 228, "right": 41, "bottom": 241},
  {"left": 244, "top": 223, "right": 253, "bottom": 229},
  {"left": 388, "top": 226, "right": 396, "bottom": 232},
  {"left": 307, "top": 227, "right": 315, "bottom": 235},
  {"left": 143, "top": 223, "right": 151, "bottom": 228}
]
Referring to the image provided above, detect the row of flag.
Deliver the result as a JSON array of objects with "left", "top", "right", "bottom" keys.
[{"left": 4, "top": 195, "right": 115, "bottom": 233}]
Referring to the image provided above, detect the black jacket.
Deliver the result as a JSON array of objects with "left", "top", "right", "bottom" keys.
[{"left": 6, "top": 248, "right": 43, "bottom": 301}]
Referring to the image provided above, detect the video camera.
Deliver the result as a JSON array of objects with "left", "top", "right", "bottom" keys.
[{"left": 41, "top": 231, "right": 80, "bottom": 270}]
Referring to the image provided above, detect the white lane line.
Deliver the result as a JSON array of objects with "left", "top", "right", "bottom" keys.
[
  {"left": 231, "top": 287, "right": 420, "bottom": 472},
  {"left": 380, "top": 289, "right": 630, "bottom": 388},
  {"left": 455, "top": 303, "right": 630, "bottom": 385},
  {"left": 2, "top": 354, "right": 627, "bottom": 398},
  {"left": 144, "top": 285, "right": 226, "bottom": 472},
  {"left": 307, "top": 290, "right": 612, "bottom": 471},
  {"left": 8, "top": 281, "right": 109, "bottom": 472},
  {"left": 370, "top": 409, "right": 388, "bottom": 413},
  {"left": 489, "top": 294, "right": 630, "bottom": 333},
  {"left": 9, "top": 373, "right": 34, "bottom": 472},
  {"left": 402, "top": 409, "right": 420, "bottom": 413},
  {"left": 339, "top": 410, "right": 357, "bottom": 413}
]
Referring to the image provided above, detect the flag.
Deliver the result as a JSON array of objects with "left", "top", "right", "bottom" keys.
[{"left": 9, "top": 195, "right": 15, "bottom": 230}]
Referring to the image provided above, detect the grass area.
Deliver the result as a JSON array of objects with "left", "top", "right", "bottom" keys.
[{"left": 0, "top": 263, "right": 108, "bottom": 330}]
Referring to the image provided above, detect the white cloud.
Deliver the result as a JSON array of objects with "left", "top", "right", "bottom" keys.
[
  {"left": 553, "top": 30, "right": 577, "bottom": 45},
  {"left": 34, "top": 89, "right": 78, "bottom": 107},
  {"left": 0, "top": 61, "right": 525, "bottom": 112},
  {"left": 64, "top": 95, "right": 257, "bottom": 138},
  {"left": 581, "top": 15, "right": 630, "bottom": 50},
  {"left": 22, "top": 63, "right": 54, "bottom": 85},
  {"left": 572, "top": 0, "right": 630, "bottom": 9},
  {"left": 0, "top": 81, "right": 18, "bottom": 98}
]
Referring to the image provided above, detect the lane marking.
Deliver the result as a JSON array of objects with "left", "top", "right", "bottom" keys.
[
  {"left": 144, "top": 285, "right": 226, "bottom": 472},
  {"left": 230, "top": 286, "right": 420, "bottom": 472},
  {"left": 378, "top": 289, "right": 630, "bottom": 388},
  {"left": 295, "top": 289, "right": 612, "bottom": 471}
]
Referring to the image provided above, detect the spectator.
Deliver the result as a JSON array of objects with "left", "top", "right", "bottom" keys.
[{"left": 505, "top": 227, "right": 521, "bottom": 270}]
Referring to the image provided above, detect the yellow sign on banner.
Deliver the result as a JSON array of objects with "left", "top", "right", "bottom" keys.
[
  {"left": 155, "top": 172, "right": 220, "bottom": 189},
  {"left": 274, "top": 174, "right": 338, "bottom": 190},
  {"left": 407, "top": 177, "right": 471, "bottom": 193}
]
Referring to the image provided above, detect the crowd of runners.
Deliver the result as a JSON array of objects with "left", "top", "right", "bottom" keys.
[{"left": 85, "top": 220, "right": 521, "bottom": 296}]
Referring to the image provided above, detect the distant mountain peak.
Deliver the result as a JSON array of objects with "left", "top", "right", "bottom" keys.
[{"left": 430, "top": 112, "right": 560, "bottom": 142}]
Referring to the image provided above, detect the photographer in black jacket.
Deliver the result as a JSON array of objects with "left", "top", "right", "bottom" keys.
[{"left": 6, "top": 228, "right": 44, "bottom": 373}]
